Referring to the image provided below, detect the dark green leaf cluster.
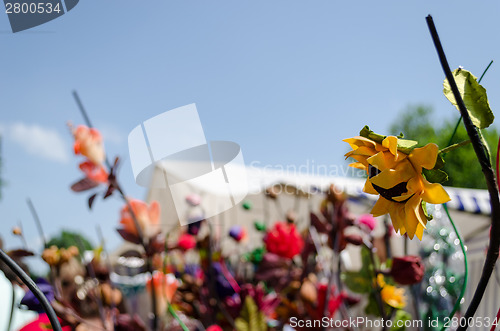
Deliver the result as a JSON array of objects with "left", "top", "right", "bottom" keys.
[{"left": 47, "top": 230, "right": 94, "bottom": 251}]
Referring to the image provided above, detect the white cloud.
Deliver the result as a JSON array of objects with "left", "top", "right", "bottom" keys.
[{"left": 7, "top": 122, "right": 69, "bottom": 163}]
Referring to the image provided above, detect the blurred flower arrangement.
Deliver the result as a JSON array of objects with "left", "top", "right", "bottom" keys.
[{"left": 1, "top": 16, "right": 500, "bottom": 331}]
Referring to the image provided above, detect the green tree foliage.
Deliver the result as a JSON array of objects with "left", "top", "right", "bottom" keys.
[
  {"left": 47, "top": 230, "right": 94, "bottom": 251},
  {"left": 389, "top": 105, "right": 498, "bottom": 189}
]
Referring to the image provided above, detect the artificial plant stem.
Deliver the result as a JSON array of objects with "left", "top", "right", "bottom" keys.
[
  {"left": 439, "top": 140, "right": 471, "bottom": 154},
  {"left": 0, "top": 249, "right": 62, "bottom": 331},
  {"left": 96, "top": 225, "right": 117, "bottom": 325},
  {"left": 168, "top": 303, "right": 189, "bottom": 331},
  {"left": 6, "top": 283, "right": 15, "bottom": 331},
  {"left": 490, "top": 305, "right": 500, "bottom": 331},
  {"left": 27, "top": 198, "right": 47, "bottom": 248},
  {"left": 72, "top": 90, "right": 157, "bottom": 330},
  {"left": 427, "top": 15, "right": 500, "bottom": 330},
  {"left": 440, "top": 204, "right": 468, "bottom": 331},
  {"left": 496, "top": 137, "right": 500, "bottom": 192},
  {"left": 364, "top": 241, "right": 386, "bottom": 321},
  {"left": 478, "top": 60, "right": 494, "bottom": 84},
  {"left": 75, "top": 237, "right": 107, "bottom": 329}
]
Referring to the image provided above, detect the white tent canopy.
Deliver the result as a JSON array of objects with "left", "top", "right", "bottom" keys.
[{"left": 145, "top": 162, "right": 491, "bottom": 245}]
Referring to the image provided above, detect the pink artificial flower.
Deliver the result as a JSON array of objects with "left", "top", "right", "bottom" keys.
[
  {"left": 72, "top": 125, "right": 106, "bottom": 165},
  {"left": 358, "top": 214, "right": 377, "bottom": 232},
  {"left": 177, "top": 233, "right": 196, "bottom": 250}
]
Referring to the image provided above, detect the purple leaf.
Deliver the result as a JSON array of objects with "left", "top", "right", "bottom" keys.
[
  {"left": 116, "top": 229, "right": 141, "bottom": 245},
  {"left": 7, "top": 249, "right": 35, "bottom": 258},
  {"left": 103, "top": 184, "right": 115, "bottom": 199},
  {"left": 71, "top": 178, "right": 99, "bottom": 192},
  {"left": 88, "top": 193, "right": 98, "bottom": 209}
]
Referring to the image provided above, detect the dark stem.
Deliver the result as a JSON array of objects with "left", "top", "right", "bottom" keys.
[
  {"left": 75, "top": 237, "right": 107, "bottom": 329},
  {"left": 478, "top": 60, "right": 494, "bottom": 84},
  {"left": 26, "top": 198, "right": 47, "bottom": 248},
  {"left": 96, "top": 225, "right": 117, "bottom": 326},
  {"left": 322, "top": 202, "right": 339, "bottom": 325},
  {"left": 366, "top": 241, "right": 387, "bottom": 321},
  {"left": 6, "top": 283, "right": 16, "bottom": 331},
  {"left": 0, "top": 249, "right": 62, "bottom": 331},
  {"left": 72, "top": 90, "right": 157, "bottom": 330},
  {"left": 426, "top": 15, "right": 500, "bottom": 330},
  {"left": 17, "top": 220, "right": 28, "bottom": 249},
  {"left": 439, "top": 140, "right": 471, "bottom": 154}
]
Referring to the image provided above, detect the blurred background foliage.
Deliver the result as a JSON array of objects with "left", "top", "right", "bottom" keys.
[{"left": 47, "top": 230, "right": 94, "bottom": 251}]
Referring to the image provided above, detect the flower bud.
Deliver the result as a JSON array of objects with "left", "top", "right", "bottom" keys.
[
  {"left": 390, "top": 255, "right": 425, "bottom": 285},
  {"left": 12, "top": 227, "right": 22, "bottom": 236}
]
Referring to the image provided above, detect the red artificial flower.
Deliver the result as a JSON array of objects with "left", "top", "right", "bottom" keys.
[
  {"left": 19, "top": 313, "right": 71, "bottom": 331},
  {"left": 177, "top": 233, "right": 196, "bottom": 250},
  {"left": 317, "top": 284, "right": 346, "bottom": 318},
  {"left": 206, "top": 326, "right": 223, "bottom": 331},
  {"left": 264, "top": 222, "right": 304, "bottom": 259},
  {"left": 79, "top": 160, "right": 108, "bottom": 183},
  {"left": 390, "top": 255, "right": 425, "bottom": 285}
]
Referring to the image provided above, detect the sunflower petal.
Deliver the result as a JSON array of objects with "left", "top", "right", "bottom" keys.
[
  {"left": 369, "top": 160, "right": 416, "bottom": 189},
  {"left": 421, "top": 180, "right": 451, "bottom": 204},
  {"left": 382, "top": 136, "right": 398, "bottom": 157},
  {"left": 364, "top": 180, "right": 378, "bottom": 194},
  {"left": 409, "top": 143, "right": 439, "bottom": 170},
  {"left": 345, "top": 146, "right": 376, "bottom": 158},
  {"left": 388, "top": 203, "right": 405, "bottom": 233},
  {"left": 371, "top": 197, "right": 391, "bottom": 217},
  {"left": 343, "top": 136, "right": 376, "bottom": 150},
  {"left": 349, "top": 162, "right": 367, "bottom": 170},
  {"left": 404, "top": 195, "right": 426, "bottom": 240}
]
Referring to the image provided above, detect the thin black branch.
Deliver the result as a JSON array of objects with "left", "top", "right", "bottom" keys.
[
  {"left": 71, "top": 90, "right": 157, "bottom": 330},
  {"left": 426, "top": 15, "right": 500, "bottom": 330},
  {"left": 27, "top": 198, "right": 47, "bottom": 249},
  {"left": 0, "top": 249, "right": 62, "bottom": 331}
]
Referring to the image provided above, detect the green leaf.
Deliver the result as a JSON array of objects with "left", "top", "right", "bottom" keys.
[
  {"left": 421, "top": 201, "right": 433, "bottom": 222},
  {"left": 390, "top": 310, "right": 412, "bottom": 331},
  {"left": 364, "top": 292, "right": 382, "bottom": 317},
  {"left": 443, "top": 68, "right": 494, "bottom": 129},
  {"left": 235, "top": 297, "right": 267, "bottom": 331},
  {"left": 359, "top": 126, "right": 418, "bottom": 154},
  {"left": 422, "top": 168, "right": 448, "bottom": 183},
  {"left": 434, "top": 153, "right": 445, "bottom": 170},
  {"left": 341, "top": 247, "right": 374, "bottom": 294},
  {"left": 341, "top": 271, "right": 373, "bottom": 294}
]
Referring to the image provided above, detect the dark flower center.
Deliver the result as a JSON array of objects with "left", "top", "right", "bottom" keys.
[{"left": 368, "top": 165, "right": 412, "bottom": 203}]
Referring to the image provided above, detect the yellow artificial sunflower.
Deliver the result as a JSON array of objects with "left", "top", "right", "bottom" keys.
[
  {"left": 377, "top": 274, "right": 406, "bottom": 309},
  {"left": 344, "top": 132, "right": 450, "bottom": 240}
]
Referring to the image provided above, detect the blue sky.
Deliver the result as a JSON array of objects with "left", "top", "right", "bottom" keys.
[{"left": 1, "top": 1, "right": 499, "bottom": 269}]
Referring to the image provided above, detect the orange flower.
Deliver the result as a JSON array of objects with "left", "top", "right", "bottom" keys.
[
  {"left": 72, "top": 125, "right": 105, "bottom": 165},
  {"left": 119, "top": 199, "right": 160, "bottom": 238},
  {"left": 79, "top": 161, "right": 108, "bottom": 183},
  {"left": 377, "top": 274, "right": 406, "bottom": 309},
  {"left": 147, "top": 272, "right": 179, "bottom": 314}
]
